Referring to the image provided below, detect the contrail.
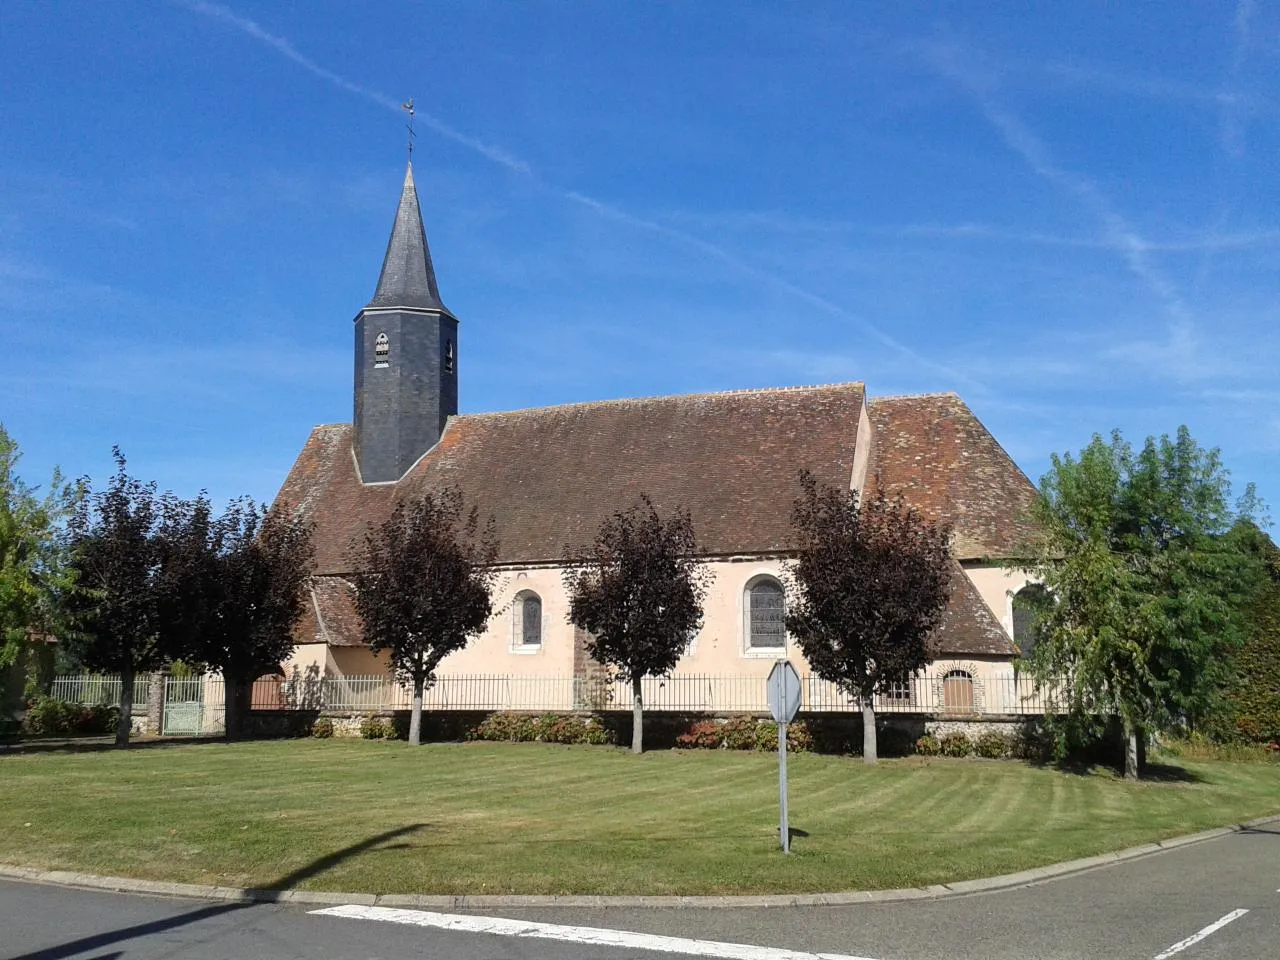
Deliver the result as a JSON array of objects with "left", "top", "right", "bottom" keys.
[
  {"left": 178, "top": 0, "right": 982, "bottom": 391},
  {"left": 178, "top": 1, "right": 531, "bottom": 174}
]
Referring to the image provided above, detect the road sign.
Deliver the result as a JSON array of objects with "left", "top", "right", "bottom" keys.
[
  {"left": 766, "top": 660, "right": 802, "bottom": 723},
  {"left": 766, "top": 660, "right": 801, "bottom": 854}
]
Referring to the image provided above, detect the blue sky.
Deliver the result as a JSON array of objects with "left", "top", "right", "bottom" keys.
[{"left": 2, "top": 1, "right": 1277, "bottom": 517}]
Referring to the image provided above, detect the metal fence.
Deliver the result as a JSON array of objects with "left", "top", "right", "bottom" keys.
[
  {"left": 47, "top": 674, "right": 153, "bottom": 714},
  {"left": 47, "top": 672, "right": 1062, "bottom": 723},
  {"left": 283, "top": 673, "right": 1061, "bottom": 716}
]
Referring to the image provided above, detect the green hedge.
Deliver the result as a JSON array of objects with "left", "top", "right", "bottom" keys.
[
  {"left": 466, "top": 712, "right": 614, "bottom": 745},
  {"left": 21, "top": 697, "right": 118, "bottom": 737}
]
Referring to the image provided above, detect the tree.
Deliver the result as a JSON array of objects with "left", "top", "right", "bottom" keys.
[
  {"left": 353, "top": 489, "right": 498, "bottom": 745},
  {"left": 0, "top": 425, "right": 80, "bottom": 701},
  {"left": 1019, "top": 428, "right": 1264, "bottom": 778},
  {"left": 563, "top": 496, "right": 710, "bottom": 754},
  {"left": 168, "top": 498, "right": 314, "bottom": 740},
  {"left": 1211, "top": 523, "right": 1280, "bottom": 744},
  {"left": 784, "top": 472, "right": 952, "bottom": 763},
  {"left": 65, "top": 450, "right": 164, "bottom": 746}
]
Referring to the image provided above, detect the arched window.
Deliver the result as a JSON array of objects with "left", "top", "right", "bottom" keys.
[
  {"left": 745, "top": 576, "right": 785, "bottom": 650},
  {"left": 942, "top": 670, "right": 974, "bottom": 712},
  {"left": 374, "top": 332, "right": 390, "bottom": 368},
  {"left": 444, "top": 339, "right": 455, "bottom": 373},
  {"left": 514, "top": 590, "right": 541, "bottom": 648},
  {"left": 1011, "top": 584, "right": 1048, "bottom": 657}
]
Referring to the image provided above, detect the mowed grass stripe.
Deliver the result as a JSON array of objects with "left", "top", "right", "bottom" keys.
[{"left": 2, "top": 740, "right": 1279, "bottom": 895}]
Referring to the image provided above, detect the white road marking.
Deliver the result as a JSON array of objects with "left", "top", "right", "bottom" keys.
[
  {"left": 1152, "top": 909, "right": 1249, "bottom": 960},
  {"left": 311, "top": 905, "right": 882, "bottom": 960}
]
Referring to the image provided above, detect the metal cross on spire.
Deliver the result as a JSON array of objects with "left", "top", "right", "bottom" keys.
[{"left": 401, "top": 97, "right": 416, "bottom": 161}]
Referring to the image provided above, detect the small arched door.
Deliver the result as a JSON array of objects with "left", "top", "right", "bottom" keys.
[{"left": 942, "top": 670, "right": 974, "bottom": 712}]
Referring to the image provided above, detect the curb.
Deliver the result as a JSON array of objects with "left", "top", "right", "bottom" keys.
[{"left": 2, "top": 814, "right": 1277, "bottom": 910}]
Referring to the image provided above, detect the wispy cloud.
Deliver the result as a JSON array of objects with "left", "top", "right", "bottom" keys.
[
  {"left": 177, "top": 0, "right": 983, "bottom": 394},
  {"left": 913, "top": 36, "right": 1212, "bottom": 380},
  {"left": 177, "top": 0, "right": 531, "bottom": 175},
  {"left": 1221, "top": 0, "right": 1258, "bottom": 157}
]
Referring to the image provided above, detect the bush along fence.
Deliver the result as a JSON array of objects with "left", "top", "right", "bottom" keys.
[{"left": 35, "top": 670, "right": 1064, "bottom": 741}]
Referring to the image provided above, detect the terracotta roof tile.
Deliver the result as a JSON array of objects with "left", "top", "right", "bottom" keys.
[
  {"left": 868, "top": 394, "right": 1038, "bottom": 560},
  {"left": 281, "top": 383, "right": 866, "bottom": 572},
  {"left": 931, "top": 562, "right": 1017, "bottom": 657}
]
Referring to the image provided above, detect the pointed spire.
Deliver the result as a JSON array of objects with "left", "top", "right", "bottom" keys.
[{"left": 367, "top": 163, "right": 451, "bottom": 314}]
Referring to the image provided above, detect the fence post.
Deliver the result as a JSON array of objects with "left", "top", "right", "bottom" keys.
[{"left": 147, "top": 669, "right": 167, "bottom": 736}]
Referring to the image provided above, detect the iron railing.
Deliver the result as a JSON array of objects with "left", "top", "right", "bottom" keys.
[
  {"left": 47, "top": 674, "right": 153, "bottom": 713},
  {"left": 47, "top": 672, "right": 1065, "bottom": 717}
]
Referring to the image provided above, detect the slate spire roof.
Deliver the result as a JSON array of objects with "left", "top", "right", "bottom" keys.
[{"left": 366, "top": 162, "right": 452, "bottom": 314}]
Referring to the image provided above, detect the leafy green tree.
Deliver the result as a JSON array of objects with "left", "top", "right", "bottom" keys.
[
  {"left": 65, "top": 450, "right": 165, "bottom": 746},
  {"left": 1020, "top": 428, "right": 1263, "bottom": 777},
  {"left": 564, "top": 496, "right": 710, "bottom": 754},
  {"left": 0, "top": 426, "right": 80, "bottom": 709},
  {"left": 1212, "top": 524, "right": 1280, "bottom": 743},
  {"left": 784, "top": 472, "right": 952, "bottom": 763},
  {"left": 353, "top": 489, "right": 498, "bottom": 746}
]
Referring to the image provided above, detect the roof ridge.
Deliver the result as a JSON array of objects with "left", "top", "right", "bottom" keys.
[
  {"left": 457, "top": 381, "right": 867, "bottom": 420},
  {"left": 868, "top": 391, "right": 962, "bottom": 403}
]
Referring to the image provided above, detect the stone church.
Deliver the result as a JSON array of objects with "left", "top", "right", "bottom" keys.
[{"left": 275, "top": 164, "right": 1039, "bottom": 711}]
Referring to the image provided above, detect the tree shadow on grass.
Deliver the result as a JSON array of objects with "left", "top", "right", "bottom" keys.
[
  {"left": 1, "top": 736, "right": 229, "bottom": 756},
  {"left": 1136, "top": 762, "right": 1204, "bottom": 783},
  {"left": 10, "top": 824, "right": 428, "bottom": 960}
]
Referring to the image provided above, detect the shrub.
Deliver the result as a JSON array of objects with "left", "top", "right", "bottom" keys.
[
  {"left": 360, "top": 716, "right": 392, "bottom": 739},
  {"left": 1007, "top": 725, "right": 1051, "bottom": 761},
  {"left": 468, "top": 712, "right": 538, "bottom": 742},
  {"left": 80, "top": 704, "right": 119, "bottom": 735},
  {"left": 786, "top": 721, "right": 814, "bottom": 753},
  {"left": 939, "top": 732, "right": 972, "bottom": 757},
  {"left": 974, "top": 731, "right": 1011, "bottom": 759},
  {"left": 311, "top": 717, "right": 334, "bottom": 739},
  {"left": 466, "top": 712, "right": 615, "bottom": 746},
  {"left": 915, "top": 734, "right": 940, "bottom": 756},
  {"left": 720, "top": 715, "right": 760, "bottom": 751},
  {"left": 21, "top": 697, "right": 117, "bottom": 737},
  {"left": 674, "top": 718, "right": 813, "bottom": 752},
  {"left": 675, "top": 720, "right": 721, "bottom": 749}
]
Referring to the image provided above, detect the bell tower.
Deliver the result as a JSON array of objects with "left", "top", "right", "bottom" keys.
[{"left": 353, "top": 163, "right": 458, "bottom": 483}]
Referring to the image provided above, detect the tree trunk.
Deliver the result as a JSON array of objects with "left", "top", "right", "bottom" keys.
[
  {"left": 861, "top": 701, "right": 878, "bottom": 764},
  {"left": 1123, "top": 716, "right": 1142, "bottom": 780},
  {"left": 116, "top": 660, "right": 134, "bottom": 747},
  {"left": 223, "top": 675, "right": 253, "bottom": 741},
  {"left": 631, "top": 675, "right": 643, "bottom": 754},
  {"left": 409, "top": 676, "right": 424, "bottom": 746}
]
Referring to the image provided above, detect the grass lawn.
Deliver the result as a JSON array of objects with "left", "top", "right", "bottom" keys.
[{"left": 1, "top": 740, "right": 1278, "bottom": 896}]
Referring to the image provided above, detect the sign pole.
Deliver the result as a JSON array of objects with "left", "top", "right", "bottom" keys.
[
  {"left": 778, "top": 718, "right": 789, "bottom": 854},
  {"left": 766, "top": 659, "right": 800, "bottom": 856}
]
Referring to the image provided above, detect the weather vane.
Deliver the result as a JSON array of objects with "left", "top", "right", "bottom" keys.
[{"left": 401, "top": 97, "right": 416, "bottom": 161}]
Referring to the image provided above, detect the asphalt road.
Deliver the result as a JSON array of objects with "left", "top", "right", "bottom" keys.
[{"left": 2, "top": 823, "right": 1277, "bottom": 960}]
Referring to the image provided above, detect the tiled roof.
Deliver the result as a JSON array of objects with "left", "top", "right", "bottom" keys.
[
  {"left": 868, "top": 393, "right": 1039, "bottom": 560},
  {"left": 294, "top": 577, "right": 363, "bottom": 647},
  {"left": 275, "top": 424, "right": 397, "bottom": 575},
  {"left": 277, "top": 383, "right": 1037, "bottom": 654},
  {"left": 931, "top": 563, "right": 1018, "bottom": 657},
  {"left": 278, "top": 382, "right": 867, "bottom": 573}
]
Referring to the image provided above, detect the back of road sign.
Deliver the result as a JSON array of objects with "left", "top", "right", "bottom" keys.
[{"left": 766, "top": 660, "right": 801, "bottom": 723}]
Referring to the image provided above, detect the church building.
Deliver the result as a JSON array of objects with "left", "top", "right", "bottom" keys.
[{"left": 275, "top": 164, "right": 1039, "bottom": 711}]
